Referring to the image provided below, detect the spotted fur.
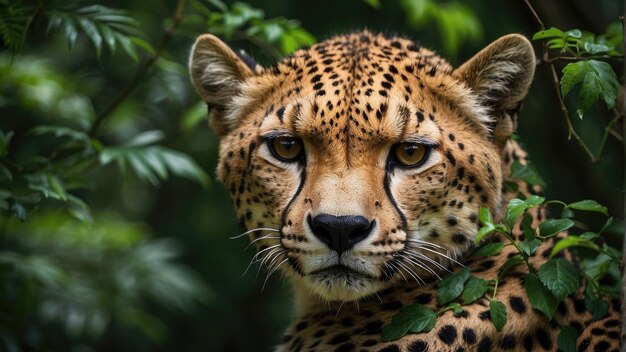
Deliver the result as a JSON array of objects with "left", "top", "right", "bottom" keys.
[{"left": 189, "top": 30, "right": 621, "bottom": 351}]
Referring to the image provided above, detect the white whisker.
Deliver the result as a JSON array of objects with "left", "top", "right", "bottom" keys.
[{"left": 229, "top": 227, "right": 280, "bottom": 239}]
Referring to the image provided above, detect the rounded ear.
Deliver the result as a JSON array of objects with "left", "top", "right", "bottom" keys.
[
  {"left": 454, "top": 34, "right": 535, "bottom": 146},
  {"left": 188, "top": 34, "right": 255, "bottom": 135}
]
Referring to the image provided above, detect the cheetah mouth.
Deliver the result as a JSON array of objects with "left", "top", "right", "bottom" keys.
[{"left": 310, "top": 265, "right": 374, "bottom": 280}]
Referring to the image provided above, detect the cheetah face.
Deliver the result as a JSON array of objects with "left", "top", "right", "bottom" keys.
[{"left": 189, "top": 31, "right": 535, "bottom": 302}]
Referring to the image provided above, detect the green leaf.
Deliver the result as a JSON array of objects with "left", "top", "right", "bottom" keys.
[
  {"left": 560, "top": 207, "right": 575, "bottom": 219},
  {"left": 381, "top": 323, "right": 410, "bottom": 342},
  {"left": 557, "top": 325, "right": 578, "bottom": 352},
  {"left": 538, "top": 219, "right": 574, "bottom": 238},
  {"left": 584, "top": 288, "right": 608, "bottom": 321},
  {"left": 10, "top": 201, "right": 27, "bottom": 220},
  {"left": 362, "top": 0, "right": 382, "bottom": 9},
  {"left": 521, "top": 213, "right": 536, "bottom": 240},
  {"left": 519, "top": 239, "right": 541, "bottom": 256},
  {"left": 510, "top": 160, "right": 546, "bottom": 188},
  {"left": 475, "top": 223, "right": 495, "bottom": 243},
  {"left": 462, "top": 276, "right": 488, "bottom": 304},
  {"left": 478, "top": 206, "right": 493, "bottom": 225},
  {"left": 567, "top": 200, "right": 608, "bottom": 216},
  {"left": 437, "top": 267, "right": 471, "bottom": 305},
  {"left": 561, "top": 60, "right": 620, "bottom": 118},
  {"left": 550, "top": 236, "right": 601, "bottom": 258},
  {"left": 489, "top": 300, "right": 507, "bottom": 332},
  {"left": 524, "top": 273, "right": 558, "bottom": 320},
  {"left": 538, "top": 258, "right": 579, "bottom": 300},
  {"left": 448, "top": 303, "right": 463, "bottom": 316},
  {"left": 0, "top": 130, "right": 13, "bottom": 158},
  {"left": 498, "top": 255, "right": 524, "bottom": 278},
  {"left": 381, "top": 304, "right": 437, "bottom": 341},
  {"left": 504, "top": 195, "right": 545, "bottom": 229},
  {"left": 474, "top": 242, "right": 504, "bottom": 257},
  {"left": 532, "top": 27, "right": 566, "bottom": 41},
  {"left": 125, "top": 130, "right": 165, "bottom": 147}
]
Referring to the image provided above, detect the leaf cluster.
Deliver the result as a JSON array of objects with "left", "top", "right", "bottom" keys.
[{"left": 382, "top": 195, "right": 620, "bottom": 351}]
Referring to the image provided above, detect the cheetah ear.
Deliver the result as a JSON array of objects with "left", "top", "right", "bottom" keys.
[
  {"left": 189, "top": 34, "right": 257, "bottom": 136},
  {"left": 454, "top": 34, "right": 535, "bottom": 145}
]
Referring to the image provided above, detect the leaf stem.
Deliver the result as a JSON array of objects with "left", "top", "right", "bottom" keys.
[
  {"left": 491, "top": 278, "right": 500, "bottom": 300},
  {"left": 88, "top": 0, "right": 187, "bottom": 137}
]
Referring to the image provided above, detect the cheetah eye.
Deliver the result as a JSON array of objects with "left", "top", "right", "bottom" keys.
[
  {"left": 392, "top": 142, "right": 430, "bottom": 167},
  {"left": 269, "top": 136, "right": 304, "bottom": 162}
]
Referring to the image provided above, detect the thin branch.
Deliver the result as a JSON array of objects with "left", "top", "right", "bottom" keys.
[
  {"left": 88, "top": 0, "right": 186, "bottom": 136},
  {"left": 522, "top": 0, "right": 598, "bottom": 163},
  {"left": 548, "top": 63, "right": 597, "bottom": 162},
  {"left": 539, "top": 55, "right": 624, "bottom": 64},
  {"left": 522, "top": 0, "right": 544, "bottom": 30},
  {"left": 596, "top": 113, "right": 623, "bottom": 158}
]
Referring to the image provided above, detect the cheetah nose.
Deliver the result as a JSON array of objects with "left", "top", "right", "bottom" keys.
[{"left": 307, "top": 214, "right": 375, "bottom": 256}]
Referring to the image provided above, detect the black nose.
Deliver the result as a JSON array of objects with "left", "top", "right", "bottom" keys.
[{"left": 308, "top": 214, "right": 374, "bottom": 256}]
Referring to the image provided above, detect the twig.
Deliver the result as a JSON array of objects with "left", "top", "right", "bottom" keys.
[
  {"left": 522, "top": 0, "right": 544, "bottom": 29},
  {"left": 596, "top": 113, "right": 622, "bottom": 158},
  {"left": 88, "top": 0, "right": 186, "bottom": 136},
  {"left": 539, "top": 55, "right": 624, "bottom": 64},
  {"left": 548, "top": 64, "right": 597, "bottom": 162},
  {"left": 522, "top": 0, "right": 598, "bottom": 163}
]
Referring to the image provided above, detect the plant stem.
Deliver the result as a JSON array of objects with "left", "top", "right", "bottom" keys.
[
  {"left": 541, "top": 55, "right": 624, "bottom": 64},
  {"left": 88, "top": 0, "right": 187, "bottom": 137},
  {"left": 521, "top": 0, "right": 599, "bottom": 163},
  {"left": 548, "top": 63, "right": 597, "bottom": 162}
]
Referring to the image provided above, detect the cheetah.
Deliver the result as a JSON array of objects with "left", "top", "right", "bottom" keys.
[{"left": 189, "top": 30, "right": 621, "bottom": 351}]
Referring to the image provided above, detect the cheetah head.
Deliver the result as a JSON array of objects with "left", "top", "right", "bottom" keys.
[{"left": 189, "top": 31, "right": 535, "bottom": 303}]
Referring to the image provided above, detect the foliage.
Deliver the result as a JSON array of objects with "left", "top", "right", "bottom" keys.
[
  {"left": 399, "top": 0, "right": 482, "bottom": 55},
  {"left": 531, "top": 22, "right": 623, "bottom": 159},
  {"left": 381, "top": 193, "right": 621, "bottom": 349},
  {"left": 0, "top": 0, "right": 313, "bottom": 350},
  {"left": 190, "top": 0, "right": 315, "bottom": 57}
]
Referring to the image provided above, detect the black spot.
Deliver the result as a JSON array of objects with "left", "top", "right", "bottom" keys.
[
  {"left": 453, "top": 233, "right": 467, "bottom": 244},
  {"left": 378, "top": 345, "right": 400, "bottom": 352},
  {"left": 447, "top": 217, "right": 458, "bottom": 226},
  {"left": 604, "top": 319, "right": 620, "bottom": 328},
  {"left": 408, "top": 340, "right": 428, "bottom": 352},
  {"left": 478, "top": 310, "right": 490, "bottom": 320},
  {"left": 276, "top": 106, "right": 286, "bottom": 122},
  {"left": 382, "top": 301, "right": 403, "bottom": 310},
  {"left": 477, "top": 337, "right": 492, "bottom": 352},
  {"left": 523, "top": 335, "right": 534, "bottom": 351},
  {"left": 535, "top": 328, "right": 551, "bottom": 350},
  {"left": 311, "top": 74, "right": 322, "bottom": 83},
  {"left": 591, "top": 328, "right": 606, "bottom": 336},
  {"left": 414, "top": 293, "right": 432, "bottom": 304},
  {"left": 341, "top": 316, "right": 354, "bottom": 327},
  {"left": 295, "top": 321, "right": 308, "bottom": 331},
  {"left": 329, "top": 333, "right": 350, "bottom": 345},
  {"left": 446, "top": 150, "right": 456, "bottom": 166},
  {"left": 462, "top": 328, "right": 476, "bottom": 344},
  {"left": 573, "top": 298, "right": 586, "bottom": 313},
  {"left": 448, "top": 133, "right": 455, "bottom": 141},
  {"left": 362, "top": 339, "right": 377, "bottom": 347},
  {"left": 336, "top": 343, "right": 355, "bottom": 352},
  {"left": 314, "top": 330, "right": 325, "bottom": 338},
  {"left": 500, "top": 334, "right": 517, "bottom": 349},
  {"left": 594, "top": 341, "right": 610, "bottom": 352},
  {"left": 416, "top": 111, "right": 424, "bottom": 122},
  {"left": 364, "top": 320, "right": 383, "bottom": 334},
  {"left": 437, "top": 325, "right": 457, "bottom": 345}
]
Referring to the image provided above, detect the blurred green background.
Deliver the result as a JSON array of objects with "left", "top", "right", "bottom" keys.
[{"left": 0, "top": 0, "right": 622, "bottom": 351}]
